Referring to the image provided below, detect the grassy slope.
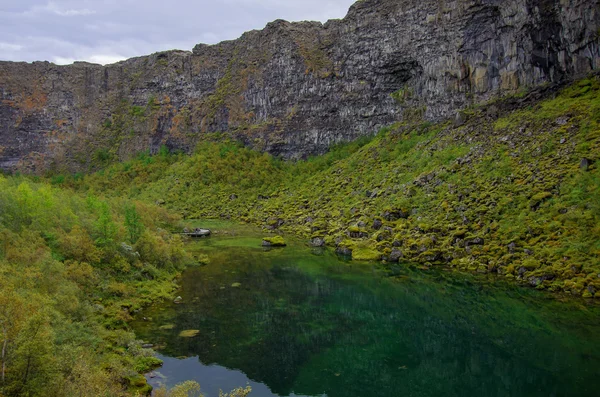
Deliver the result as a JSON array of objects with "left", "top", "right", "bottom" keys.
[
  {"left": 71, "top": 77, "right": 600, "bottom": 298},
  {"left": 0, "top": 176, "right": 193, "bottom": 396}
]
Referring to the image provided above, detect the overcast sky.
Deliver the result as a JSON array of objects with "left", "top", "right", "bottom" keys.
[{"left": 0, "top": 0, "right": 356, "bottom": 65}]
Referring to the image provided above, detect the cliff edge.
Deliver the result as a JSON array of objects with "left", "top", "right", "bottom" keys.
[{"left": 0, "top": 0, "right": 598, "bottom": 171}]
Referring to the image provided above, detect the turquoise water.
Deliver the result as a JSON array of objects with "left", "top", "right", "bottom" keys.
[{"left": 132, "top": 221, "right": 600, "bottom": 397}]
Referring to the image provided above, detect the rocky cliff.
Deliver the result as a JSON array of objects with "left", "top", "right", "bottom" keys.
[{"left": 1, "top": 0, "right": 599, "bottom": 171}]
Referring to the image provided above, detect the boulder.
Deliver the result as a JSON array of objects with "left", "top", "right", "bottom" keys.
[
  {"left": 336, "top": 246, "right": 352, "bottom": 256},
  {"left": 310, "top": 237, "right": 325, "bottom": 247},
  {"left": 388, "top": 249, "right": 403, "bottom": 262},
  {"left": 262, "top": 236, "right": 287, "bottom": 247},
  {"left": 372, "top": 219, "right": 383, "bottom": 230},
  {"left": 465, "top": 237, "right": 484, "bottom": 247},
  {"left": 580, "top": 158, "right": 591, "bottom": 171},
  {"left": 382, "top": 210, "right": 409, "bottom": 221}
]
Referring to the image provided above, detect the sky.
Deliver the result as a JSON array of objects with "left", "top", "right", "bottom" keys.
[{"left": 0, "top": 0, "right": 357, "bottom": 65}]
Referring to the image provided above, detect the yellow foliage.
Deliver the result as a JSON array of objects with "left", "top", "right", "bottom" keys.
[{"left": 59, "top": 225, "right": 102, "bottom": 264}]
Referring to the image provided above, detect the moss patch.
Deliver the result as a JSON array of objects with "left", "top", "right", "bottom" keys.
[{"left": 262, "top": 236, "right": 287, "bottom": 247}]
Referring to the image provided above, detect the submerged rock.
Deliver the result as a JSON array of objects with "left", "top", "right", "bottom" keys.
[{"left": 179, "top": 330, "right": 200, "bottom": 338}]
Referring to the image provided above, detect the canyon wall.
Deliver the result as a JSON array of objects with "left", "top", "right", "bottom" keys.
[{"left": 1, "top": 0, "right": 599, "bottom": 171}]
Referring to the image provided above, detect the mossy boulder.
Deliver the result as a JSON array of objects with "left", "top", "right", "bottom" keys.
[
  {"left": 262, "top": 236, "right": 287, "bottom": 247},
  {"left": 336, "top": 246, "right": 353, "bottom": 256},
  {"left": 387, "top": 248, "right": 403, "bottom": 262},
  {"left": 310, "top": 236, "right": 326, "bottom": 247},
  {"left": 372, "top": 218, "right": 383, "bottom": 230},
  {"left": 418, "top": 249, "right": 444, "bottom": 264},
  {"left": 382, "top": 208, "right": 409, "bottom": 221},
  {"left": 127, "top": 374, "right": 152, "bottom": 395},
  {"left": 336, "top": 239, "right": 355, "bottom": 256},
  {"left": 352, "top": 247, "right": 382, "bottom": 261},
  {"left": 529, "top": 192, "right": 552, "bottom": 210},
  {"left": 522, "top": 258, "right": 541, "bottom": 271},
  {"left": 347, "top": 240, "right": 382, "bottom": 261},
  {"left": 134, "top": 356, "right": 163, "bottom": 373},
  {"left": 347, "top": 225, "right": 369, "bottom": 238}
]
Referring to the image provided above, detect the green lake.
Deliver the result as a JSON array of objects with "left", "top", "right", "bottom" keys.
[{"left": 132, "top": 220, "right": 600, "bottom": 397}]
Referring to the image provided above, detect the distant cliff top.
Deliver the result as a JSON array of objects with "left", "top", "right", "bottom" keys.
[{"left": 1, "top": 0, "right": 598, "bottom": 172}]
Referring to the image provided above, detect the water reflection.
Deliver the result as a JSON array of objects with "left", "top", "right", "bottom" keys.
[
  {"left": 146, "top": 355, "right": 320, "bottom": 397},
  {"left": 133, "top": 225, "right": 600, "bottom": 397}
]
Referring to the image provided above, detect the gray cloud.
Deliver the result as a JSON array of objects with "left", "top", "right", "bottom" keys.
[{"left": 0, "top": 0, "right": 356, "bottom": 65}]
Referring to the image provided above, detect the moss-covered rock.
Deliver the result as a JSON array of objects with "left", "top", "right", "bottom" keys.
[
  {"left": 262, "top": 236, "right": 287, "bottom": 247},
  {"left": 352, "top": 248, "right": 381, "bottom": 261},
  {"left": 127, "top": 374, "right": 153, "bottom": 396}
]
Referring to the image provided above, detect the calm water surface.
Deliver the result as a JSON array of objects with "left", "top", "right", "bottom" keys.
[{"left": 132, "top": 220, "right": 600, "bottom": 397}]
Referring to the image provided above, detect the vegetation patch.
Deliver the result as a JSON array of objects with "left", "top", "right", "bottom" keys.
[
  {"left": 0, "top": 175, "right": 192, "bottom": 396},
  {"left": 262, "top": 236, "right": 287, "bottom": 247},
  {"left": 63, "top": 75, "right": 600, "bottom": 299}
]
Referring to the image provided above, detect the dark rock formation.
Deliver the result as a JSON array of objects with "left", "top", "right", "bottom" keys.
[
  {"left": 465, "top": 237, "right": 485, "bottom": 247},
  {"left": 372, "top": 219, "right": 383, "bottom": 230},
  {"left": 388, "top": 248, "right": 403, "bottom": 263},
  {"left": 1, "top": 0, "right": 599, "bottom": 171},
  {"left": 580, "top": 158, "right": 591, "bottom": 170},
  {"left": 336, "top": 246, "right": 353, "bottom": 257}
]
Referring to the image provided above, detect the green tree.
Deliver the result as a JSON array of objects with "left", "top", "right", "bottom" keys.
[
  {"left": 124, "top": 204, "right": 144, "bottom": 244},
  {"left": 0, "top": 287, "right": 25, "bottom": 385},
  {"left": 94, "top": 202, "right": 117, "bottom": 247}
]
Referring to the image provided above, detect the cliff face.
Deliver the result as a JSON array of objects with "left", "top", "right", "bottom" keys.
[{"left": 1, "top": 0, "right": 599, "bottom": 171}]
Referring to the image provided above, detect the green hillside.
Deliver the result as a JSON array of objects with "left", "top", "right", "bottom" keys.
[
  {"left": 0, "top": 175, "right": 192, "bottom": 395},
  {"left": 68, "top": 76, "right": 600, "bottom": 298}
]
